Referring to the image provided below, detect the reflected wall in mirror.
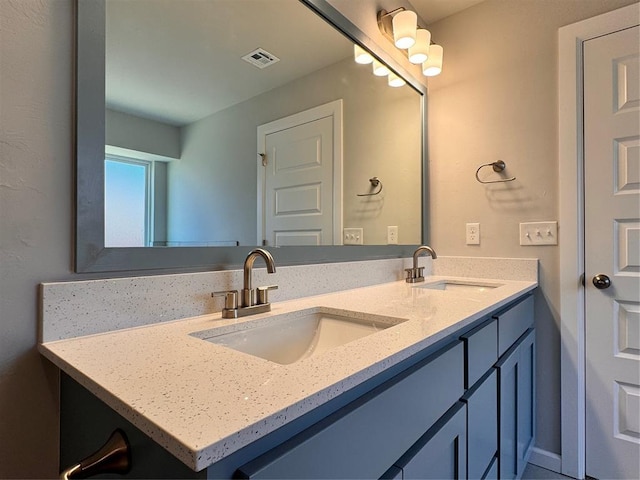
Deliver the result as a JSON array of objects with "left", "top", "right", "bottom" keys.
[
  {"left": 76, "top": 0, "right": 427, "bottom": 272},
  {"left": 103, "top": 0, "right": 422, "bottom": 248}
]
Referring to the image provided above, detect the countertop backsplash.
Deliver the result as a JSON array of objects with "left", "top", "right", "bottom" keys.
[{"left": 41, "top": 256, "right": 537, "bottom": 342}]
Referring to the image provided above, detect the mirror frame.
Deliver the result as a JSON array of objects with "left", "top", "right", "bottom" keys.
[{"left": 75, "top": 0, "right": 429, "bottom": 273}]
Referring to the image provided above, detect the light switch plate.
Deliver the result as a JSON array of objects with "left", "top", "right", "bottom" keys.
[
  {"left": 344, "top": 227, "right": 363, "bottom": 245},
  {"left": 519, "top": 221, "right": 558, "bottom": 245}
]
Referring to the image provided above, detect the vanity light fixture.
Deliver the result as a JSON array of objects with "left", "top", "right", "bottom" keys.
[
  {"left": 422, "top": 44, "right": 443, "bottom": 76},
  {"left": 352, "top": 44, "right": 404, "bottom": 88},
  {"left": 392, "top": 10, "right": 417, "bottom": 48},
  {"left": 377, "top": 7, "right": 443, "bottom": 76},
  {"left": 372, "top": 58, "right": 390, "bottom": 76},
  {"left": 408, "top": 29, "right": 431, "bottom": 64},
  {"left": 388, "top": 72, "right": 406, "bottom": 88},
  {"left": 353, "top": 44, "right": 374, "bottom": 64}
]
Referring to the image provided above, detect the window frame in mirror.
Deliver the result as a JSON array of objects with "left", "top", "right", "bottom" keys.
[{"left": 75, "top": 0, "right": 428, "bottom": 273}]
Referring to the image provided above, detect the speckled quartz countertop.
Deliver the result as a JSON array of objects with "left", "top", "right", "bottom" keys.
[{"left": 39, "top": 274, "right": 536, "bottom": 472}]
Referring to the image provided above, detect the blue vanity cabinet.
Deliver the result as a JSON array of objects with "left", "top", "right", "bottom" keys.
[
  {"left": 496, "top": 329, "right": 535, "bottom": 480},
  {"left": 58, "top": 293, "right": 535, "bottom": 480},
  {"left": 460, "top": 294, "right": 534, "bottom": 480}
]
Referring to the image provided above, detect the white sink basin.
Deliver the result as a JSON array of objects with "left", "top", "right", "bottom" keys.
[
  {"left": 193, "top": 308, "right": 407, "bottom": 365},
  {"left": 418, "top": 280, "right": 503, "bottom": 293}
]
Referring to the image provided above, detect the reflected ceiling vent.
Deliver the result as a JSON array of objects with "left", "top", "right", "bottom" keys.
[{"left": 242, "top": 48, "right": 280, "bottom": 69}]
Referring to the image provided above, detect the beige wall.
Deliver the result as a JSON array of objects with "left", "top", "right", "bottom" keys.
[{"left": 426, "top": 0, "right": 637, "bottom": 456}]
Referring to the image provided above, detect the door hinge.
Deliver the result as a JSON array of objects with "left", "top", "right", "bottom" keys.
[
  {"left": 259, "top": 153, "right": 267, "bottom": 166},
  {"left": 262, "top": 239, "right": 268, "bottom": 246}
]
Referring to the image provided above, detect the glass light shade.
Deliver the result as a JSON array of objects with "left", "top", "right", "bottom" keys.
[
  {"left": 388, "top": 72, "right": 406, "bottom": 88},
  {"left": 422, "top": 44, "right": 443, "bottom": 76},
  {"left": 392, "top": 10, "right": 417, "bottom": 49},
  {"left": 372, "top": 59, "right": 390, "bottom": 76},
  {"left": 408, "top": 29, "right": 431, "bottom": 64},
  {"left": 353, "top": 44, "right": 373, "bottom": 64}
]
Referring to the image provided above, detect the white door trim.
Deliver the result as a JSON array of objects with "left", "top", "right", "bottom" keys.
[
  {"left": 558, "top": 4, "right": 640, "bottom": 479},
  {"left": 256, "top": 99, "right": 344, "bottom": 245}
]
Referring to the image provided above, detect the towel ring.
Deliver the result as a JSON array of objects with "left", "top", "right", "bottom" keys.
[
  {"left": 357, "top": 177, "right": 383, "bottom": 196},
  {"left": 475, "top": 160, "right": 516, "bottom": 184}
]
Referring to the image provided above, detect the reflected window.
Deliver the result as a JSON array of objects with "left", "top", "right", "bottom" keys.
[{"left": 105, "top": 156, "right": 151, "bottom": 247}]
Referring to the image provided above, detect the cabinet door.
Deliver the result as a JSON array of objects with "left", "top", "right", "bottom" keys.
[
  {"left": 496, "top": 329, "right": 535, "bottom": 480},
  {"left": 395, "top": 402, "right": 467, "bottom": 480},
  {"left": 463, "top": 369, "right": 498, "bottom": 480},
  {"left": 517, "top": 330, "right": 535, "bottom": 467}
]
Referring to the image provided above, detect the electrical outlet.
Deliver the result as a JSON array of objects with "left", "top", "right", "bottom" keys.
[
  {"left": 519, "top": 221, "right": 558, "bottom": 245},
  {"left": 387, "top": 226, "right": 398, "bottom": 244},
  {"left": 466, "top": 223, "right": 480, "bottom": 245},
  {"left": 344, "top": 227, "right": 363, "bottom": 245}
]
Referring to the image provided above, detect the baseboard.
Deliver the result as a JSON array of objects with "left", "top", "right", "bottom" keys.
[{"left": 528, "top": 447, "right": 563, "bottom": 474}]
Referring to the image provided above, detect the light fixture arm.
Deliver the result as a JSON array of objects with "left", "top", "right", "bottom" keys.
[
  {"left": 377, "top": 9, "right": 437, "bottom": 48},
  {"left": 377, "top": 9, "right": 405, "bottom": 42}
]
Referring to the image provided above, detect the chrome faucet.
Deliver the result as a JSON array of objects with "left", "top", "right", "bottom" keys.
[
  {"left": 213, "top": 248, "right": 278, "bottom": 318},
  {"left": 405, "top": 245, "right": 437, "bottom": 283},
  {"left": 242, "top": 248, "right": 277, "bottom": 307}
]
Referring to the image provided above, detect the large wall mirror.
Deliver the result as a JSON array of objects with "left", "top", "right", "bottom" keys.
[{"left": 76, "top": 0, "right": 428, "bottom": 273}]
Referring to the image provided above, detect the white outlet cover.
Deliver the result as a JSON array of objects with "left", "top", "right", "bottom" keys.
[
  {"left": 387, "top": 226, "right": 398, "bottom": 245},
  {"left": 466, "top": 223, "right": 480, "bottom": 245}
]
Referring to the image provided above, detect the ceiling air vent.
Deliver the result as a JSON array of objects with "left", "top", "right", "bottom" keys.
[{"left": 242, "top": 48, "right": 280, "bottom": 69}]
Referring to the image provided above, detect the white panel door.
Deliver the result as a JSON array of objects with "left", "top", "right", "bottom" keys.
[
  {"left": 264, "top": 116, "right": 334, "bottom": 246},
  {"left": 584, "top": 25, "right": 640, "bottom": 480}
]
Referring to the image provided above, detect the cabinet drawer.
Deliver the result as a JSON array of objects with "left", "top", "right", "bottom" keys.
[
  {"left": 237, "top": 341, "right": 464, "bottom": 479},
  {"left": 496, "top": 295, "right": 534, "bottom": 357},
  {"left": 460, "top": 318, "right": 497, "bottom": 389},
  {"left": 483, "top": 455, "right": 498, "bottom": 480},
  {"left": 380, "top": 465, "right": 402, "bottom": 479},
  {"left": 394, "top": 401, "right": 467, "bottom": 480},
  {"left": 463, "top": 369, "right": 498, "bottom": 480}
]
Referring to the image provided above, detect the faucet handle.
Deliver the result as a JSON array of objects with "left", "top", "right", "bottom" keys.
[
  {"left": 256, "top": 285, "right": 278, "bottom": 305},
  {"left": 405, "top": 267, "right": 425, "bottom": 283},
  {"left": 212, "top": 290, "right": 238, "bottom": 310}
]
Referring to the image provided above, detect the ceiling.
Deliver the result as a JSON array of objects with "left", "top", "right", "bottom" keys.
[
  {"left": 409, "top": 0, "right": 485, "bottom": 24},
  {"left": 106, "top": 0, "right": 352, "bottom": 126},
  {"left": 106, "top": 0, "right": 485, "bottom": 127}
]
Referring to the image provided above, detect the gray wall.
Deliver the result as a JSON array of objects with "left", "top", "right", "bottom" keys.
[
  {"left": 0, "top": 0, "right": 636, "bottom": 477},
  {"left": 106, "top": 108, "right": 181, "bottom": 160},
  {"left": 169, "top": 57, "right": 421, "bottom": 246},
  {"left": 0, "top": 1, "right": 73, "bottom": 476}
]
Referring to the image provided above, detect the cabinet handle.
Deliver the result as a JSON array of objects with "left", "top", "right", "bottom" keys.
[{"left": 59, "top": 429, "right": 131, "bottom": 479}]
